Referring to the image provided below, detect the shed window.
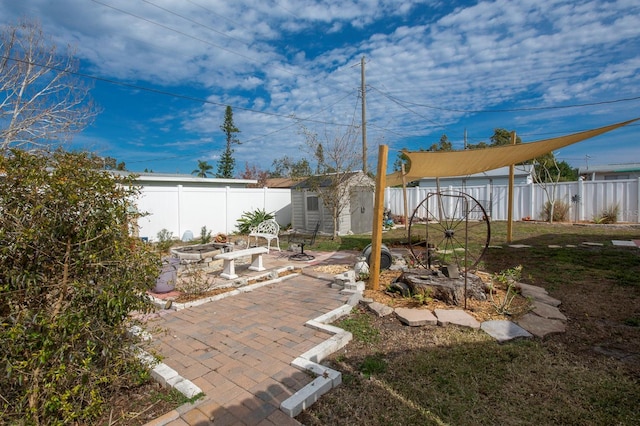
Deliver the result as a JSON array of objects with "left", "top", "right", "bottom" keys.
[{"left": 306, "top": 196, "right": 319, "bottom": 211}]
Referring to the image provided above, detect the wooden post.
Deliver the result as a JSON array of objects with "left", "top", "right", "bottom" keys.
[
  {"left": 369, "top": 144, "right": 388, "bottom": 291},
  {"left": 506, "top": 131, "right": 516, "bottom": 243},
  {"left": 401, "top": 163, "right": 409, "bottom": 239}
]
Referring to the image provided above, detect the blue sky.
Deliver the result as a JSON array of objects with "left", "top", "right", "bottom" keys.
[{"left": 2, "top": 0, "right": 639, "bottom": 175}]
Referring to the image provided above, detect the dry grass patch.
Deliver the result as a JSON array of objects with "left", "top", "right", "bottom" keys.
[
  {"left": 298, "top": 308, "right": 640, "bottom": 426},
  {"left": 297, "top": 222, "right": 640, "bottom": 425}
]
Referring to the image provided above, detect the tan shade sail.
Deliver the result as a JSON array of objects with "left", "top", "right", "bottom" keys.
[{"left": 386, "top": 118, "right": 639, "bottom": 186}]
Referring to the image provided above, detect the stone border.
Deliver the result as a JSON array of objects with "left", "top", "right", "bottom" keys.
[
  {"left": 280, "top": 304, "right": 356, "bottom": 417},
  {"left": 134, "top": 339, "right": 205, "bottom": 426}
]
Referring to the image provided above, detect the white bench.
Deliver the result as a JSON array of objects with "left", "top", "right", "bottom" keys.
[
  {"left": 214, "top": 247, "right": 269, "bottom": 280},
  {"left": 247, "top": 219, "right": 281, "bottom": 252}
]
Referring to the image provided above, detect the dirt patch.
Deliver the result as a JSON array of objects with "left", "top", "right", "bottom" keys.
[
  {"left": 96, "top": 381, "right": 183, "bottom": 426},
  {"left": 173, "top": 268, "right": 301, "bottom": 303}
]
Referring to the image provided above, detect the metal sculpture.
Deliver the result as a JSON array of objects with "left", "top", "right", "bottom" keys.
[{"left": 408, "top": 191, "right": 490, "bottom": 272}]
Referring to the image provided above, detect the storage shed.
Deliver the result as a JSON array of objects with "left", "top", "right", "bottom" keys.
[{"left": 291, "top": 171, "right": 374, "bottom": 236}]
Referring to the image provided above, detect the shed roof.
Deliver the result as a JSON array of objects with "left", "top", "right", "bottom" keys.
[{"left": 292, "top": 171, "right": 371, "bottom": 189}]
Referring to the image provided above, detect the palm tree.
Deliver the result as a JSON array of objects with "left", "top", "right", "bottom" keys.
[{"left": 192, "top": 160, "right": 214, "bottom": 178}]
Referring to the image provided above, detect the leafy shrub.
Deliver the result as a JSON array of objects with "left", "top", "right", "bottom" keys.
[
  {"left": 541, "top": 200, "right": 570, "bottom": 222},
  {"left": 593, "top": 204, "right": 619, "bottom": 224},
  {"left": 235, "top": 208, "right": 275, "bottom": 234},
  {"left": 156, "top": 228, "right": 174, "bottom": 252},
  {"left": 177, "top": 264, "right": 214, "bottom": 296},
  {"left": 488, "top": 265, "right": 522, "bottom": 315},
  {"left": 0, "top": 150, "right": 160, "bottom": 424}
]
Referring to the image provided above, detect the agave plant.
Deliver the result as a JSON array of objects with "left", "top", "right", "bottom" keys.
[{"left": 235, "top": 208, "right": 275, "bottom": 234}]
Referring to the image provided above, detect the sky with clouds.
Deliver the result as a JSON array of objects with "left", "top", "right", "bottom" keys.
[{"left": 1, "top": 0, "right": 639, "bottom": 175}]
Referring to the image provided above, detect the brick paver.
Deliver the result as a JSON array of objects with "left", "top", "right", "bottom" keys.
[{"left": 146, "top": 270, "right": 348, "bottom": 425}]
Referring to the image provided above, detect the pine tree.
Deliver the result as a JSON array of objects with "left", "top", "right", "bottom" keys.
[{"left": 216, "top": 106, "right": 241, "bottom": 178}]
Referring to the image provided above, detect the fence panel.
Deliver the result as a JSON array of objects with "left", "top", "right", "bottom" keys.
[
  {"left": 384, "top": 179, "right": 639, "bottom": 224},
  {"left": 136, "top": 186, "right": 292, "bottom": 242},
  {"left": 136, "top": 179, "right": 639, "bottom": 242}
]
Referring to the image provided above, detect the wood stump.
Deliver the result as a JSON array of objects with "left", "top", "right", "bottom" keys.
[{"left": 391, "top": 269, "right": 487, "bottom": 306}]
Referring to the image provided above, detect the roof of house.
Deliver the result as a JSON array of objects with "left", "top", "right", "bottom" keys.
[
  {"left": 578, "top": 163, "right": 640, "bottom": 174},
  {"left": 110, "top": 170, "right": 257, "bottom": 185}
]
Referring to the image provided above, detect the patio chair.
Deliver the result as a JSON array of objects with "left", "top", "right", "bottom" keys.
[{"left": 288, "top": 221, "right": 320, "bottom": 261}]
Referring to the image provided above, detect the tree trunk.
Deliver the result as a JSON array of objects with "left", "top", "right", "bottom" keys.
[{"left": 397, "top": 270, "right": 465, "bottom": 305}]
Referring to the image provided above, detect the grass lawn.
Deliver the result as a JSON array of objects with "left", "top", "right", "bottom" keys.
[{"left": 297, "top": 221, "right": 640, "bottom": 425}]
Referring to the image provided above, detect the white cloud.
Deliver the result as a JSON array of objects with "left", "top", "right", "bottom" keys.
[{"left": 1, "top": 0, "right": 638, "bottom": 172}]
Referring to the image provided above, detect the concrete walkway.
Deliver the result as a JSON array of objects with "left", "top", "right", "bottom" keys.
[{"left": 144, "top": 255, "right": 350, "bottom": 426}]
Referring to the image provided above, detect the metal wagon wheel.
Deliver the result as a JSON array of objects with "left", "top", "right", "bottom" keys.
[{"left": 408, "top": 191, "right": 490, "bottom": 272}]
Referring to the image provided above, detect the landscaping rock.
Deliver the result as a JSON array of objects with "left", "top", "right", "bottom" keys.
[
  {"left": 367, "top": 301, "right": 394, "bottom": 317},
  {"left": 434, "top": 309, "right": 481, "bottom": 329},
  {"left": 517, "top": 282, "right": 548, "bottom": 295},
  {"left": 527, "top": 291, "right": 561, "bottom": 307},
  {"left": 516, "top": 283, "right": 561, "bottom": 306},
  {"left": 480, "top": 320, "right": 532, "bottom": 342},
  {"left": 394, "top": 307, "right": 437, "bottom": 326},
  {"left": 516, "top": 313, "right": 566, "bottom": 339},
  {"left": 530, "top": 301, "right": 567, "bottom": 321}
]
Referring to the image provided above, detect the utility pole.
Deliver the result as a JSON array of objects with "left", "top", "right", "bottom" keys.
[{"left": 361, "top": 56, "right": 367, "bottom": 174}]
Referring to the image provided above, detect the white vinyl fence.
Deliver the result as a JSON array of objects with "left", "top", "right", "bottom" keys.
[
  {"left": 135, "top": 185, "right": 292, "bottom": 242},
  {"left": 384, "top": 178, "right": 640, "bottom": 223},
  {"left": 136, "top": 178, "right": 640, "bottom": 241}
]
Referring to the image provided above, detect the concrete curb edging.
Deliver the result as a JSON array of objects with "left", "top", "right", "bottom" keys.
[
  {"left": 136, "top": 349, "right": 205, "bottom": 426},
  {"left": 280, "top": 304, "right": 354, "bottom": 417},
  {"left": 136, "top": 349, "right": 203, "bottom": 399}
]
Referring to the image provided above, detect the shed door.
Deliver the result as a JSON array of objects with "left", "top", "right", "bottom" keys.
[{"left": 350, "top": 189, "right": 373, "bottom": 234}]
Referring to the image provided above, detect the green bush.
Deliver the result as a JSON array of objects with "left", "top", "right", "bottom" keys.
[
  {"left": 235, "top": 208, "right": 275, "bottom": 234},
  {"left": 541, "top": 200, "right": 570, "bottom": 222},
  {"left": 0, "top": 149, "right": 160, "bottom": 424}
]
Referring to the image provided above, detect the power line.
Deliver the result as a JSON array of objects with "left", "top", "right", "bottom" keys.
[
  {"left": 1, "top": 54, "right": 357, "bottom": 128},
  {"left": 184, "top": 0, "right": 252, "bottom": 32},
  {"left": 139, "top": 0, "right": 251, "bottom": 45},
  {"left": 369, "top": 85, "right": 640, "bottom": 113}
]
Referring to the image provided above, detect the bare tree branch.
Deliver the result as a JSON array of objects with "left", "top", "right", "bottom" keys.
[
  {"left": 0, "top": 20, "right": 98, "bottom": 153},
  {"left": 299, "top": 124, "right": 368, "bottom": 238}
]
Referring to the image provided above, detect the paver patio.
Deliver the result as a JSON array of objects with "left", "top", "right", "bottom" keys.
[{"left": 144, "top": 255, "right": 350, "bottom": 426}]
